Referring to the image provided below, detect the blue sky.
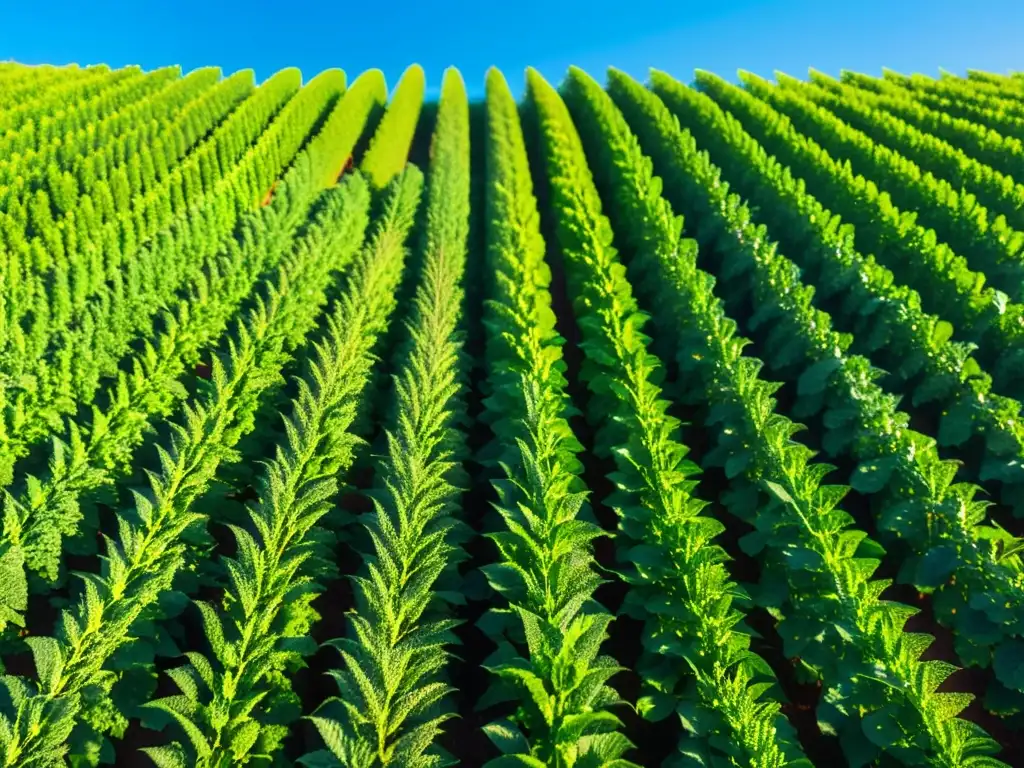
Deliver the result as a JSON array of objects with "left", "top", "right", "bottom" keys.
[{"left": 1, "top": 0, "right": 1021, "bottom": 97}]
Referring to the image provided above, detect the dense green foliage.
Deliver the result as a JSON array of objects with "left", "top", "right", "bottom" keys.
[
  {"left": 146, "top": 168, "right": 425, "bottom": 768},
  {"left": 643, "top": 70, "right": 1024, "bottom": 705},
  {"left": 565, "top": 65, "right": 811, "bottom": 768},
  {"left": 360, "top": 65, "right": 426, "bottom": 190},
  {"left": 0, "top": 60, "right": 1023, "bottom": 768},
  {"left": 607, "top": 68, "right": 1008, "bottom": 768},
  {"left": 306, "top": 67, "right": 470, "bottom": 768}
]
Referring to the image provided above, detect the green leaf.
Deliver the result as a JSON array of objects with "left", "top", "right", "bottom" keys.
[
  {"left": 725, "top": 450, "right": 750, "bottom": 479},
  {"left": 938, "top": 401, "right": 975, "bottom": 447},
  {"left": 777, "top": 616, "right": 823, "bottom": 657},
  {"left": 297, "top": 750, "right": 342, "bottom": 768},
  {"left": 0, "top": 544, "right": 27, "bottom": 629},
  {"left": 862, "top": 707, "right": 904, "bottom": 749},
  {"left": 932, "top": 320, "right": 954, "bottom": 346},
  {"left": 624, "top": 544, "right": 664, "bottom": 569},
  {"left": 483, "top": 756, "right": 549, "bottom": 768},
  {"left": 763, "top": 480, "right": 795, "bottom": 507},
  {"left": 782, "top": 546, "right": 824, "bottom": 571},
  {"left": 797, "top": 357, "right": 842, "bottom": 396},
  {"left": 738, "top": 530, "right": 769, "bottom": 557},
  {"left": 914, "top": 545, "right": 959, "bottom": 589},
  {"left": 483, "top": 720, "right": 531, "bottom": 755},
  {"left": 140, "top": 744, "right": 189, "bottom": 768},
  {"left": 994, "top": 641, "right": 1024, "bottom": 691},
  {"left": 850, "top": 458, "right": 897, "bottom": 494},
  {"left": 636, "top": 692, "right": 675, "bottom": 722},
  {"left": 24, "top": 636, "right": 64, "bottom": 693},
  {"left": 676, "top": 697, "right": 711, "bottom": 737}
]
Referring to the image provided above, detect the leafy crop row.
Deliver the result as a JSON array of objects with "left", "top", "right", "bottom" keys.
[
  {"left": 818, "top": 71, "right": 1024, "bottom": 185},
  {"left": 0, "top": 65, "right": 192, "bottom": 211},
  {"left": 607, "top": 68, "right": 1006, "bottom": 768},
  {"left": 646, "top": 69, "right": 1024, "bottom": 516},
  {"left": 773, "top": 71, "right": 1024, "bottom": 251},
  {"left": 0, "top": 68, "right": 252, "bottom": 377},
  {"left": 739, "top": 71, "right": 1024, "bottom": 304},
  {"left": 563, "top": 66, "right": 812, "bottom": 767},
  {"left": 0, "top": 64, "right": 98, "bottom": 117},
  {"left": 0, "top": 66, "right": 149, "bottom": 161},
  {"left": 360, "top": 65, "right": 426, "bottom": 190},
  {"left": 146, "top": 168, "right": 424, "bottom": 768},
  {"left": 306, "top": 68, "right": 471, "bottom": 768},
  {"left": 3, "top": 60, "right": 1024, "bottom": 768},
  {"left": 472, "top": 68, "right": 628, "bottom": 768},
  {"left": 0, "top": 67, "right": 301, "bottom": 483},
  {"left": 692, "top": 71, "right": 1024, "bottom": 401},
  {"left": 879, "top": 70, "right": 1024, "bottom": 140},
  {"left": 0, "top": 167, "right": 373, "bottom": 766},
  {"left": 641, "top": 69, "right": 1024, "bottom": 708},
  {"left": 966, "top": 70, "right": 1024, "bottom": 93},
  {"left": 0, "top": 69, "right": 386, "bottom": 631},
  {"left": 958, "top": 71, "right": 1024, "bottom": 108}
]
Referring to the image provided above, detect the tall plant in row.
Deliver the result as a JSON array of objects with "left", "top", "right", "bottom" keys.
[
  {"left": 606, "top": 68, "right": 1006, "bottom": 768},
  {"left": 305, "top": 67, "right": 471, "bottom": 768},
  {"left": 948, "top": 71, "right": 1024, "bottom": 111},
  {"left": 0, "top": 172, "right": 373, "bottom": 767},
  {"left": 360, "top": 64, "right": 426, "bottom": 190},
  {"left": 640, "top": 68, "right": 1024, "bottom": 709},
  {"left": 0, "top": 65, "right": 199, "bottom": 210},
  {"left": 467, "top": 68, "right": 634, "bottom": 768},
  {"left": 144, "top": 168, "right": 424, "bottom": 768},
  {"left": 560, "top": 66, "right": 810, "bottom": 767},
  {"left": 0, "top": 64, "right": 98, "bottom": 116},
  {"left": 963, "top": 69, "right": 1024, "bottom": 94}
]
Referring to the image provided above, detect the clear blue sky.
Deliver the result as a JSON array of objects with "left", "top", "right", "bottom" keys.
[{"left": 1, "top": 0, "right": 1021, "bottom": 98}]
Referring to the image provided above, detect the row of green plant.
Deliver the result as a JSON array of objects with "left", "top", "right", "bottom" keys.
[
  {"left": 146, "top": 168, "right": 425, "bottom": 768},
  {"left": 306, "top": 67, "right": 471, "bottom": 767},
  {"left": 0, "top": 67, "right": 301, "bottom": 484},
  {"left": 740, "top": 70, "right": 1024, "bottom": 304},
  {"left": 0, "top": 66, "right": 152, "bottom": 173},
  {"left": 693, "top": 70, "right": 1024, "bottom": 404},
  {"left": 606, "top": 67, "right": 1006, "bottom": 767},
  {"left": 0, "top": 163, "right": 375, "bottom": 766},
  {"left": 877, "top": 69, "right": 1024, "bottom": 142},
  {"left": 815, "top": 70, "right": 1024, "bottom": 186},
  {"left": 773, "top": 71, "right": 1024, "bottom": 250},
  {"left": 563, "top": 66, "right": 812, "bottom": 767},
  {"left": 636, "top": 68, "right": 1024, "bottom": 708}
]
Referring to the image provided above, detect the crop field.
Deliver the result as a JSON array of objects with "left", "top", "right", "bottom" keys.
[{"left": 2, "top": 60, "right": 1024, "bottom": 768}]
